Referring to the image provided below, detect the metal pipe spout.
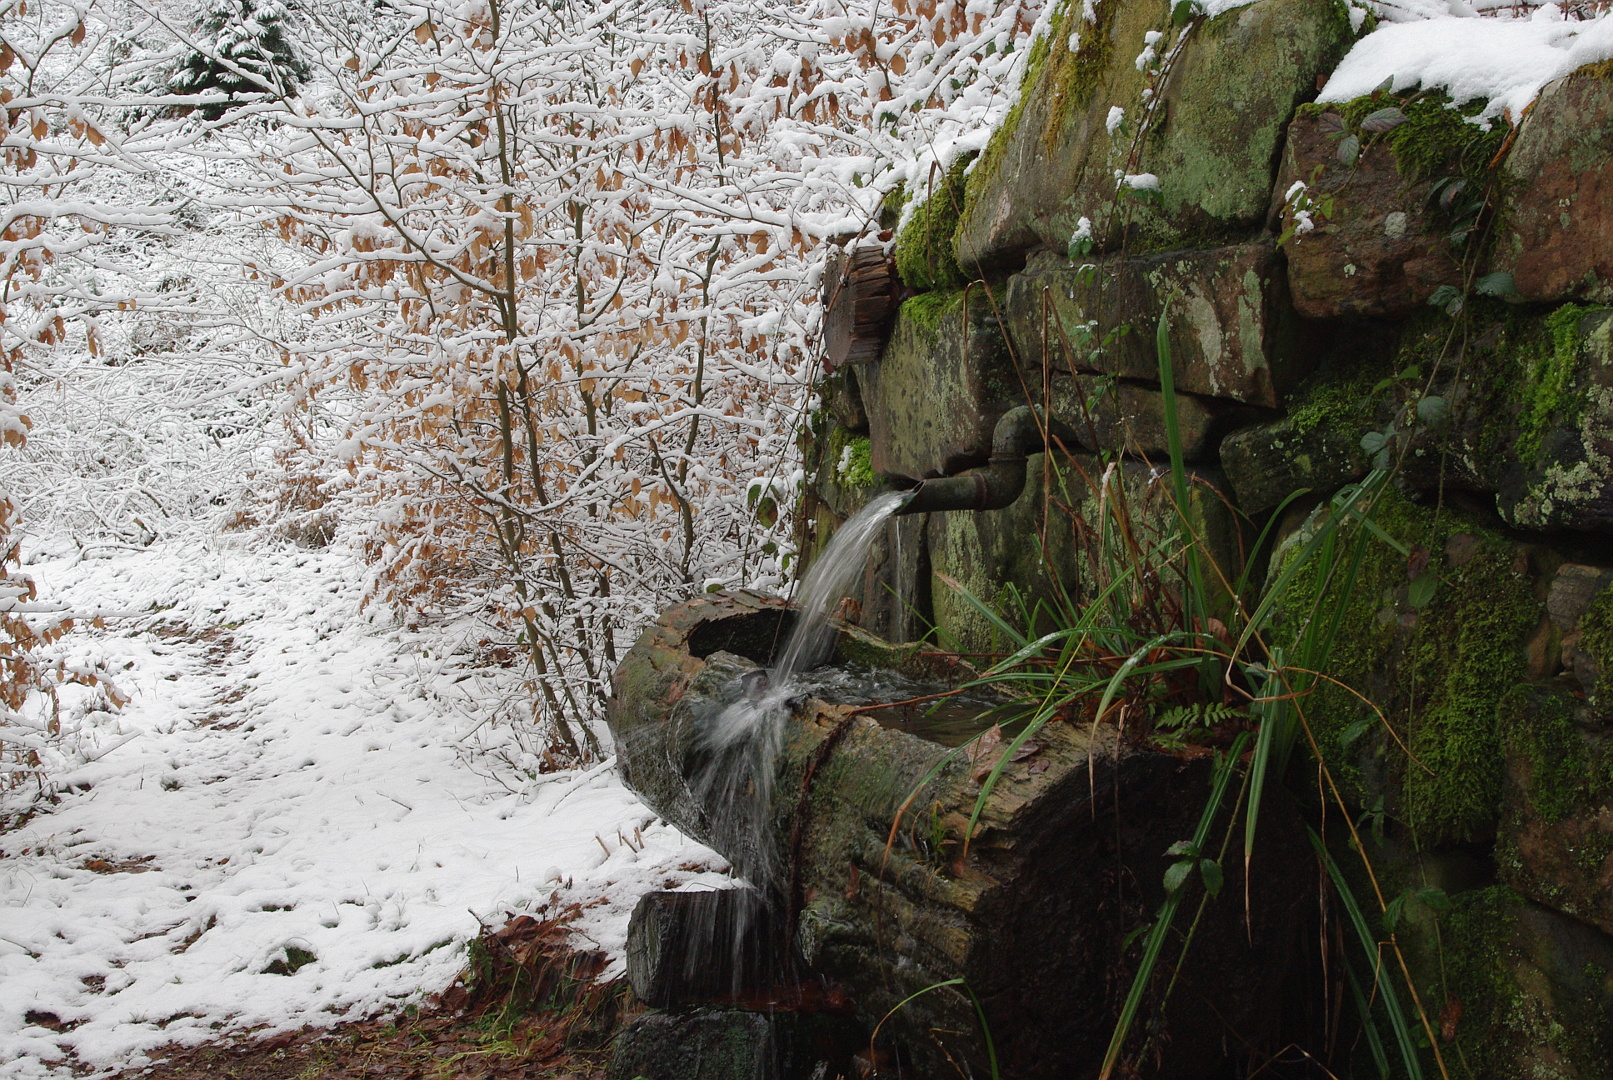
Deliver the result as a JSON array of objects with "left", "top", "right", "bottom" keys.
[{"left": 894, "top": 406, "right": 1079, "bottom": 515}]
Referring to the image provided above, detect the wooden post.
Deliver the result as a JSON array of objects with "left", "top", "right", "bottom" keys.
[{"left": 822, "top": 240, "right": 900, "bottom": 369}]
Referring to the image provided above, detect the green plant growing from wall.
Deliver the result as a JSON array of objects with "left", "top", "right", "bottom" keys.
[{"left": 927, "top": 305, "right": 1455, "bottom": 1080}]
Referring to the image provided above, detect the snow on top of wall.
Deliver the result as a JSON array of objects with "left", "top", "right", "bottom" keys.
[{"left": 1321, "top": 4, "right": 1613, "bottom": 123}]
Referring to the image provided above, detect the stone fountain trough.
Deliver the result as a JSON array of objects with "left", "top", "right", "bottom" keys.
[{"left": 606, "top": 591, "right": 1307, "bottom": 1080}]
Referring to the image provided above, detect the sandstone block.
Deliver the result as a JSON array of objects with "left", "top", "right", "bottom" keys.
[
  {"left": 956, "top": 0, "right": 1351, "bottom": 272},
  {"left": 860, "top": 290, "right": 1019, "bottom": 480},
  {"left": 1275, "top": 107, "right": 1463, "bottom": 318},
  {"left": 1004, "top": 243, "right": 1296, "bottom": 407},
  {"left": 1496, "top": 66, "right": 1613, "bottom": 304}
]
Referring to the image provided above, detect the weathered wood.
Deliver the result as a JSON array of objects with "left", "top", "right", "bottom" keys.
[
  {"left": 822, "top": 242, "right": 900, "bottom": 369},
  {"left": 626, "top": 888, "right": 780, "bottom": 1008},
  {"left": 607, "top": 593, "right": 1307, "bottom": 1080}
]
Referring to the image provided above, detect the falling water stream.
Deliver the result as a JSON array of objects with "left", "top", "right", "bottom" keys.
[{"left": 678, "top": 491, "right": 911, "bottom": 1002}]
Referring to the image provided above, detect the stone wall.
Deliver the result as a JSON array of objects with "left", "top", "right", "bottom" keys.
[{"left": 801, "top": 0, "right": 1613, "bottom": 1074}]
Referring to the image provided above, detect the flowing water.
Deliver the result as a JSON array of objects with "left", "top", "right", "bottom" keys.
[{"left": 679, "top": 491, "right": 911, "bottom": 1000}]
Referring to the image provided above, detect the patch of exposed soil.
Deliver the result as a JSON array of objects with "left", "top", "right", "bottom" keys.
[
  {"left": 115, "top": 906, "right": 623, "bottom": 1080},
  {"left": 116, "top": 1007, "right": 608, "bottom": 1080}
]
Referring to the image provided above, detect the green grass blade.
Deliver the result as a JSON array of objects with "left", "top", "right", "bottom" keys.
[
  {"left": 1309, "top": 828, "right": 1425, "bottom": 1080},
  {"left": 1099, "top": 732, "right": 1251, "bottom": 1080},
  {"left": 1342, "top": 945, "right": 1394, "bottom": 1079}
]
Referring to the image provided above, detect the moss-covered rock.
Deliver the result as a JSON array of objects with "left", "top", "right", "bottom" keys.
[
  {"left": 1275, "top": 94, "right": 1499, "bottom": 318},
  {"left": 1497, "top": 307, "right": 1613, "bottom": 532},
  {"left": 861, "top": 289, "right": 1020, "bottom": 480},
  {"left": 1496, "top": 64, "right": 1613, "bottom": 304},
  {"left": 1496, "top": 684, "right": 1613, "bottom": 936},
  {"left": 1275, "top": 490, "right": 1541, "bottom": 842},
  {"left": 956, "top": 0, "right": 1352, "bottom": 271},
  {"left": 1220, "top": 414, "right": 1368, "bottom": 515},
  {"left": 1004, "top": 242, "right": 1298, "bottom": 407},
  {"left": 1436, "top": 886, "right": 1613, "bottom": 1080},
  {"left": 895, "top": 153, "right": 976, "bottom": 292}
]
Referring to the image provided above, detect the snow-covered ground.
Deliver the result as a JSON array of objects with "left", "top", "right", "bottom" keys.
[{"left": 0, "top": 539, "right": 726, "bottom": 1078}]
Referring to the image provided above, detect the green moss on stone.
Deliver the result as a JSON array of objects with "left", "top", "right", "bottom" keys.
[
  {"left": 895, "top": 153, "right": 976, "bottom": 292},
  {"left": 1516, "top": 303, "right": 1588, "bottom": 464},
  {"left": 878, "top": 182, "right": 909, "bottom": 232},
  {"left": 967, "top": 0, "right": 1119, "bottom": 210},
  {"left": 1306, "top": 91, "right": 1506, "bottom": 184},
  {"left": 1280, "top": 490, "right": 1537, "bottom": 841},
  {"left": 1286, "top": 364, "right": 1387, "bottom": 436},
  {"left": 1497, "top": 685, "right": 1613, "bottom": 825},
  {"left": 833, "top": 433, "right": 878, "bottom": 488},
  {"left": 1441, "top": 885, "right": 1613, "bottom": 1080},
  {"left": 899, "top": 288, "right": 965, "bottom": 337}
]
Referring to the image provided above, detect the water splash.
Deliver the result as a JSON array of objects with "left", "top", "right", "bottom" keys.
[
  {"left": 672, "top": 491, "right": 910, "bottom": 1007},
  {"left": 691, "top": 490, "right": 909, "bottom": 890}
]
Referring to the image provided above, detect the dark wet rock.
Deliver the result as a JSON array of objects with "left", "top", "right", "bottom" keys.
[
  {"left": 1498, "top": 685, "right": 1613, "bottom": 938},
  {"left": 607, "top": 1008, "right": 861, "bottom": 1080}
]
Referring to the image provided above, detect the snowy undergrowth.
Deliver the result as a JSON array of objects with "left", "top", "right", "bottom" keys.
[{"left": 0, "top": 538, "right": 727, "bottom": 1078}]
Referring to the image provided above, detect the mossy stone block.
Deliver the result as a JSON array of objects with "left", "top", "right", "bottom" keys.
[
  {"left": 1435, "top": 887, "right": 1613, "bottom": 1080},
  {"left": 1497, "top": 684, "right": 1613, "bottom": 937},
  {"left": 1498, "top": 308, "right": 1613, "bottom": 532},
  {"left": 895, "top": 154, "right": 975, "bottom": 291},
  {"left": 861, "top": 290, "right": 1019, "bottom": 480},
  {"left": 1004, "top": 243, "right": 1296, "bottom": 407},
  {"left": 1220, "top": 415, "right": 1368, "bottom": 514},
  {"left": 1272, "top": 491, "right": 1542, "bottom": 841},
  {"left": 1497, "top": 65, "right": 1613, "bottom": 304},
  {"left": 957, "top": 0, "right": 1351, "bottom": 271}
]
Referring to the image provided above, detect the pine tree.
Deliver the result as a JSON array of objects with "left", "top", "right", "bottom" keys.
[{"left": 170, "top": 0, "right": 310, "bottom": 119}]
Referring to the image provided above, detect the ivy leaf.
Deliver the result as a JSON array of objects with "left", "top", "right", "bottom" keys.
[
  {"left": 1164, "top": 839, "right": 1199, "bottom": 857},
  {"left": 1437, "top": 177, "right": 1467, "bottom": 212},
  {"left": 1427, "top": 284, "right": 1463, "bottom": 315},
  {"left": 1414, "top": 885, "right": 1452, "bottom": 916},
  {"left": 1336, "top": 134, "right": 1360, "bottom": 166},
  {"left": 1384, "top": 892, "right": 1408, "bottom": 933},
  {"left": 1408, "top": 568, "right": 1438, "bottom": 609},
  {"left": 1199, "top": 858, "right": 1224, "bottom": 897},
  {"left": 1164, "top": 859, "right": 1194, "bottom": 893},
  {"left": 1360, "top": 106, "right": 1408, "bottom": 133},
  {"left": 1416, "top": 394, "right": 1449, "bottom": 425},
  {"left": 1360, "top": 430, "right": 1388, "bottom": 454},
  {"left": 1475, "top": 270, "right": 1520, "bottom": 300},
  {"left": 1339, "top": 716, "right": 1373, "bottom": 750},
  {"left": 1374, "top": 447, "right": 1392, "bottom": 470}
]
